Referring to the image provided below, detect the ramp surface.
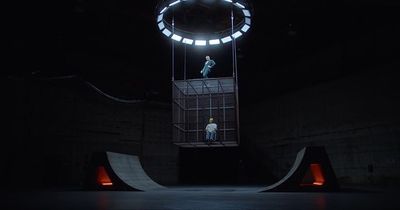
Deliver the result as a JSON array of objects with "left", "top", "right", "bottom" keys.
[
  {"left": 106, "top": 151, "right": 166, "bottom": 191},
  {"left": 259, "top": 146, "right": 339, "bottom": 192}
]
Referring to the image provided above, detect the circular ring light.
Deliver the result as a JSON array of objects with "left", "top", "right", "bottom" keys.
[{"left": 156, "top": 0, "right": 252, "bottom": 46}]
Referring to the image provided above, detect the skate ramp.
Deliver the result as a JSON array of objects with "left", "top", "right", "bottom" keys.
[
  {"left": 105, "top": 151, "right": 166, "bottom": 191},
  {"left": 259, "top": 146, "right": 339, "bottom": 192},
  {"left": 88, "top": 151, "right": 166, "bottom": 191}
]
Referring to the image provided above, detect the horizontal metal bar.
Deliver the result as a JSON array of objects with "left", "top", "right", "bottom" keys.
[
  {"left": 174, "top": 76, "right": 234, "bottom": 82},
  {"left": 181, "top": 128, "right": 236, "bottom": 132},
  {"left": 173, "top": 121, "right": 236, "bottom": 125},
  {"left": 173, "top": 141, "right": 239, "bottom": 146},
  {"left": 177, "top": 91, "right": 235, "bottom": 96},
  {"left": 185, "top": 106, "right": 234, "bottom": 111},
  {"left": 173, "top": 94, "right": 235, "bottom": 99}
]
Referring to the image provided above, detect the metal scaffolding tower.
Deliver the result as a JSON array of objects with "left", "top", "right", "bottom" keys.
[{"left": 168, "top": 4, "right": 243, "bottom": 147}]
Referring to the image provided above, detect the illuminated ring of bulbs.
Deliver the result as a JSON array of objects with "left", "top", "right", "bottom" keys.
[{"left": 156, "top": 0, "right": 252, "bottom": 46}]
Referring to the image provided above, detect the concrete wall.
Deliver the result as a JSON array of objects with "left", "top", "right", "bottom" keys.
[
  {"left": 241, "top": 70, "right": 400, "bottom": 187},
  {"left": 3, "top": 70, "right": 399, "bottom": 188},
  {"left": 2, "top": 78, "right": 178, "bottom": 189}
]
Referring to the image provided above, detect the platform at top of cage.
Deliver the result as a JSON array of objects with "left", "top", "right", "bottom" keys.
[
  {"left": 174, "top": 141, "right": 238, "bottom": 148},
  {"left": 174, "top": 77, "right": 235, "bottom": 95}
]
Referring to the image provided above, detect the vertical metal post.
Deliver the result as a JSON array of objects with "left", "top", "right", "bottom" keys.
[
  {"left": 223, "top": 92, "right": 226, "bottom": 142},
  {"left": 183, "top": 82, "right": 186, "bottom": 143},
  {"left": 184, "top": 45, "right": 187, "bottom": 80},
  {"left": 231, "top": 7, "right": 240, "bottom": 144},
  {"left": 172, "top": 16, "right": 175, "bottom": 81},
  {"left": 234, "top": 45, "right": 241, "bottom": 145},
  {"left": 231, "top": 10, "right": 235, "bottom": 78},
  {"left": 196, "top": 94, "right": 199, "bottom": 142},
  {"left": 178, "top": 85, "right": 181, "bottom": 142},
  {"left": 209, "top": 93, "right": 212, "bottom": 117},
  {"left": 182, "top": 19, "right": 187, "bottom": 142},
  {"left": 185, "top": 80, "right": 188, "bottom": 143},
  {"left": 171, "top": 16, "right": 175, "bottom": 144}
]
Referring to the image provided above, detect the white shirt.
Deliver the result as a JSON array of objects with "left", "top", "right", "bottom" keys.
[{"left": 205, "top": 123, "right": 217, "bottom": 132}]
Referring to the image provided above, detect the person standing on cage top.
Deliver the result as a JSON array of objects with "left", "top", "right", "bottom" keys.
[
  {"left": 205, "top": 117, "right": 218, "bottom": 143},
  {"left": 200, "top": 55, "right": 216, "bottom": 78}
]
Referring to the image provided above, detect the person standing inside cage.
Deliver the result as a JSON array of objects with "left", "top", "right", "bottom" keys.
[
  {"left": 205, "top": 117, "right": 218, "bottom": 143},
  {"left": 200, "top": 55, "right": 216, "bottom": 78}
]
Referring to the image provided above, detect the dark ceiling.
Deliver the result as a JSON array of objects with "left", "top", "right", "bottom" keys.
[{"left": 6, "top": 0, "right": 400, "bottom": 103}]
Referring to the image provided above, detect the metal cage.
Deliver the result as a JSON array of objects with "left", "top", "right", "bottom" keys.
[{"left": 172, "top": 77, "right": 239, "bottom": 147}]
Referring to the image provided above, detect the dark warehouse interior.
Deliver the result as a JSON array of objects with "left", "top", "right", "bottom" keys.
[{"left": 2, "top": 0, "right": 400, "bottom": 209}]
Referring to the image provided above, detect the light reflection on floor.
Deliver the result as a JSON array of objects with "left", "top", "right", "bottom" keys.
[{"left": 1, "top": 186, "right": 398, "bottom": 210}]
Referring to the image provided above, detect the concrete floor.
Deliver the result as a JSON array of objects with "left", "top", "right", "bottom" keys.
[{"left": 1, "top": 186, "right": 399, "bottom": 210}]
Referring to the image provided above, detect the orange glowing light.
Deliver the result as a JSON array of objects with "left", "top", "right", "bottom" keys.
[
  {"left": 310, "top": 164, "right": 325, "bottom": 186},
  {"left": 96, "top": 166, "right": 113, "bottom": 186},
  {"left": 300, "top": 163, "right": 325, "bottom": 187}
]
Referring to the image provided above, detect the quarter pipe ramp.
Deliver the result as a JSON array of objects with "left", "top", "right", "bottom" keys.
[
  {"left": 88, "top": 151, "right": 166, "bottom": 191},
  {"left": 259, "top": 146, "right": 339, "bottom": 192}
]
